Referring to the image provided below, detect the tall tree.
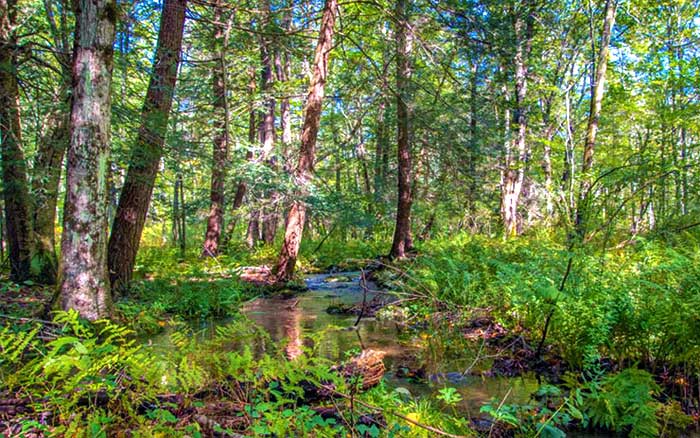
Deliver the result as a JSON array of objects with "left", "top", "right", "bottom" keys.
[
  {"left": 575, "top": 0, "right": 617, "bottom": 237},
  {"left": 108, "top": 0, "right": 187, "bottom": 289},
  {"left": 202, "top": 2, "right": 231, "bottom": 257},
  {"left": 275, "top": 0, "right": 338, "bottom": 282},
  {"left": 258, "top": 0, "right": 278, "bottom": 245},
  {"left": 30, "top": 0, "right": 73, "bottom": 284},
  {"left": 57, "top": 0, "right": 118, "bottom": 319},
  {"left": 499, "top": 1, "right": 534, "bottom": 237},
  {"left": 390, "top": 0, "right": 414, "bottom": 259},
  {"left": 0, "top": 0, "right": 33, "bottom": 282}
]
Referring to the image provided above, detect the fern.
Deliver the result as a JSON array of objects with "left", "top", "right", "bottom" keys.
[
  {"left": 584, "top": 369, "right": 660, "bottom": 438},
  {"left": 0, "top": 324, "right": 40, "bottom": 366}
]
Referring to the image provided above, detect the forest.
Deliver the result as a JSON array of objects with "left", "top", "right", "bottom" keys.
[{"left": 1, "top": 0, "right": 699, "bottom": 436}]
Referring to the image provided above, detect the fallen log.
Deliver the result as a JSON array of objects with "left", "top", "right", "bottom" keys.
[
  {"left": 333, "top": 349, "right": 386, "bottom": 390},
  {"left": 297, "top": 349, "right": 387, "bottom": 404}
]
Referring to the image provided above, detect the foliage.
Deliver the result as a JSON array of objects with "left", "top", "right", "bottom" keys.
[{"left": 396, "top": 230, "right": 700, "bottom": 375}]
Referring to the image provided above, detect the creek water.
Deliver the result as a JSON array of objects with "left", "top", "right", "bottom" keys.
[
  {"left": 149, "top": 272, "right": 537, "bottom": 416},
  {"left": 243, "top": 272, "right": 540, "bottom": 417}
]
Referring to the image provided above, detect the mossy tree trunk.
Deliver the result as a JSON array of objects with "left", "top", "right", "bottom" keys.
[
  {"left": 107, "top": 0, "right": 187, "bottom": 289},
  {"left": 57, "top": 0, "right": 118, "bottom": 320},
  {"left": 275, "top": 0, "right": 338, "bottom": 282}
]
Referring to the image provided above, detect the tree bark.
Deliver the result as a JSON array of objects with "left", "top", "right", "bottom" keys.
[
  {"left": 574, "top": 0, "right": 616, "bottom": 237},
  {"left": 107, "top": 0, "right": 187, "bottom": 289},
  {"left": 390, "top": 0, "right": 413, "bottom": 259},
  {"left": 57, "top": 0, "right": 118, "bottom": 320},
  {"left": 0, "top": 0, "right": 34, "bottom": 282},
  {"left": 275, "top": 0, "right": 338, "bottom": 282},
  {"left": 202, "top": 3, "right": 231, "bottom": 257}
]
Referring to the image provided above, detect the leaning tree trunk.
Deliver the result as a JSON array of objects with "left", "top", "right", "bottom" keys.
[
  {"left": 574, "top": 0, "right": 616, "bottom": 238},
  {"left": 57, "top": 0, "right": 118, "bottom": 320},
  {"left": 107, "top": 0, "right": 187, "bottom": 290},
  {"left": 390, "top": 0, "right": 414, "bottom": 259},
  {"left": 202, "top": 3, "right": 231, "bottom": 257},
  {"left": 275, "top": 0, "right": 338, "bottom": 282},
  {"left": 0, "top": 0, "right": 34, "bottom": 282}
]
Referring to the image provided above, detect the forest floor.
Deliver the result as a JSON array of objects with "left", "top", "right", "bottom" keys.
[{"left": 2, "top": 231, "right": 700, "bottom": 437}]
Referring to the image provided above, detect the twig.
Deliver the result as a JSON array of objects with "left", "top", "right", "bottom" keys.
[
  {"left": 0, "top": 314, "right": 58, "bottom": 326},
  {"left": 488, "top": 387, "right": 513, "bottom": 438},
  {"left": 353, "top": 270, "right": 369, "bottom": 327}
]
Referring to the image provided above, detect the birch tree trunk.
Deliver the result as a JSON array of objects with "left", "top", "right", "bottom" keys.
[
  {"left": 275, "top": 0, "right": 338, "bottom": 282},
  {"left": 57, "top": 0, "right": 118, "bottom": 319}
]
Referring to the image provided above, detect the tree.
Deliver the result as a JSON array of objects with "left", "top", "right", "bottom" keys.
[
  {"left": 29, "top": 0, "right": 73, "bottom": 284},
  {"left": 0, "top": 0, "right": 34, "bottom": 283},
  {"left": 575, "top": 0, "right": 617, "bottom": 238},
  {"left": 390, "top": 0, "right": 414, "bottom": 258},
  {"left": 499, "top": 1, "right": 535, "bottom": 237},
  {"left": 275, "top": 0, "right": 338, "bottom": 282},
  {"left": 57, "top": 0, "right": 118, "bottom": 319},
  {"left": 202, "top": 1, "right": 231, "bottom": 257},
  {"left": 108, "top": 0, "right": 187, "bottom": 289}
]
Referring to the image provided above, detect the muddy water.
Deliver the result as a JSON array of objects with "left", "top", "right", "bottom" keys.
[{"left": 239, "top": 272, "right": 538, "bottom": 416}]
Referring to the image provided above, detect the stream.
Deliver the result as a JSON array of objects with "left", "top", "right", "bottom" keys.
[{"left": 148, "top": 272, "right": 537, "bottom": 417}]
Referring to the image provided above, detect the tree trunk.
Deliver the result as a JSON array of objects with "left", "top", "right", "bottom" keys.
[
  {"left": 107, "top": 0, "right": 187, "bottom": 289},
  {"left": 390, "top": 0, "right": 413, "bottom": 259},
  {"left": 202, "top": 3, "right": 231, "bottom": 257},
  {"left": 542, "top": 115, "right": 554, "bottom": 219},
  {"left": 575, "top": 0, "right": 616, "bottom": 238},
  {"left": 467, "top": 60, "right": 479, "bottom": 213},
  {"left": 57, "top": 0, "right": 118, "bottom": 320},
  {"left": 276, "top": 2, "right": 293, "bottom": 165},
  {"left": 500, "top": 6, "right": 533, "bottom": 238},
  {"left": 222, "top": 66, "right": 257, "bottom": 247},
  {"left": 0, "top": 0, "right": 34, "bottom": 282},
  {"left": 275, "top": 0, "right": 338, "bottom": 282},
  {"left": 373, "top": 98, "right": 387, "bottom": 210},
  {"left": 29, "top": 0, "right": 73, "bottom": 284},
  {"left": 177, "top": 172, "right": 186, "bottom": 256},
  {"left": 246, "top": 210, "right": 260, "bottom": 249}
]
